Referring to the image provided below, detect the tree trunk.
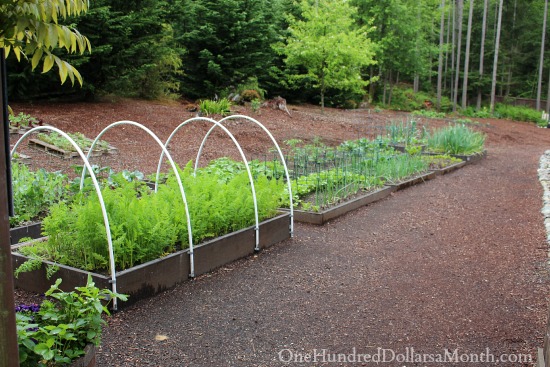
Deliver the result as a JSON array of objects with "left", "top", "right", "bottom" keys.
[
  {"left": 444, "top": 3, "right": 451, "bottom": 91},
  {"left": 0, "top": 48, "right": 19, "bottom": 367},
  {"left": 388, "top": 69, "right": 394, "bottom": 106},
  {"left": 453, "top": 0, "right": 464, "bottom": 112},
  {"left": 450, "top": 0, "right": 456, "bottom": 103},
  {"left": 437, "top": 0, "right": 446, "bottom": 110},
  {"left": 461, "top": 0, "right": 474, "bottom": 109},
  {"left": 477, "top": 0, "right": 489, "bottom": 109},
  {"left": 490, "top": 0, "right": 503, "bottom": 114},
  {"left": 537, "top": 0, "right": 548, "bottom": 111},
  {"left": 382, "top": 70, "right": 388, "bottom": 106},
  {"left": 506, "top": 0, "right": 518, "bottom": 97}
]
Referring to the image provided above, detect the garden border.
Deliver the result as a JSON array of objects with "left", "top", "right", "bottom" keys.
[
  {"left": 429, "top": 161, "right": 467, "bottom": 176},
  {"left": 9, "top": 222, "right": 42, "bottom": 245},
  {"left": 283, "top": 186, "right": 395, "bottom": 225},
  {"left": 11, "top": 213, "right": 291, "bottom": 309},
  {"left": 386, "top": 171, "right": 436, "bottom": 191}
]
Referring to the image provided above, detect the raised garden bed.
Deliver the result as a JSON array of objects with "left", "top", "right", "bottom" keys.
[
  {"left": 285, "top": 186, "right": 395, "bottom": 225},
  {"left": 10, "top": 222, "right": 42, "bottom": 245},
  {"left": 386, "top": 171, "right": 436, "bottom": 191},
  {"left": 452, "top": 149, "right": 487, "bottom": 163},
  {"left": 70, "top": 345, "right": 96, "bottom": 367},
  {"left": 28, "top": 138, "right": 118, "bottom": 159},
  {"left": 429, "top": 160, "right": 467, "bottom": 176},
  {"left": 423, "top": 150, "right": 487, "bottom": 165},
  {"left": 12, "top": 213, "right": 291, "bottom": 308}
]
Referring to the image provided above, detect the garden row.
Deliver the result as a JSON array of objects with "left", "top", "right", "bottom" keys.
[
  {"left": 10, "top": 115, "right": 486, "bottom": 366},
  {"left": 10, "top": 118, "right": 486, "bottom": 299}
]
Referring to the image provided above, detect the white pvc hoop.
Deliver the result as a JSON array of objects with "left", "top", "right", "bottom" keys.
[
  {"left": 156, "top": 117, "right": 260, "bottom": 250},
  {"left": 80, "top": 121, "right": 196, "bottom": 277},
  {"left": 10, "top": 126, "right": 120, "bottom": 309},
  {"left": 196, "top": 115, "right": 294, "bottom": 237}
]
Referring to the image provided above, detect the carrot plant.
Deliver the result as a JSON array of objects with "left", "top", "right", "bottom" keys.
[{"left": 17, "top": 160, "right": 284, "bottom": 273}]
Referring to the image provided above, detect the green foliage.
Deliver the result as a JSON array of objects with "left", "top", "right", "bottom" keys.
[
  {"left": 16, "top": 276, "right": 127, "bottom": 366},
  {"left": 494, "top": 104, "right": 547, "bottom": 126},
  {"left": 411, "top": 110, "right": 447, "bottom": 119},
  {"left": 9, "top": 112, "right": 40, "bottom": 128},
  {"left": 10, "top": 162, "right": 72, "bottom": 226},
  {"left": 427, "top": 124, "right": 486, "bottom": 155},
  {"left": 251, "top": 99, "right": 262, "bottom": 113},
  {"left": 173, "top": 0, "right": 288, "bottom": 98},
  {"left": 422, "top": 154, "right": 462, "bottom": 169},
  {"left": 199, "top": 98, "right": 232, "bottom": 116},
  {"left": 385, "top": 118, "right": 428, "bottom": 146},
  {"left": 461, "top": 106, "right": 492, "bottom": 119},
  {"left": 36, "top": 132, "right": 110, "bottom": 152},
  {"left": 18, "top": 160, "right": 283, "bottom": 272},
  {"left": 1, "top": 0, "right": 91, "bottom": 86},
  {"left": 382, "top": 86, "right": 452, "bottom": 112},
  {"left": 277, "top": 0, "right": 377, "bottom": 109}
]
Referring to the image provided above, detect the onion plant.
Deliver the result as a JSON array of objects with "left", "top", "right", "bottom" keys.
[{"left": 427, "top": 124, "right": 486, "bottom": 155}]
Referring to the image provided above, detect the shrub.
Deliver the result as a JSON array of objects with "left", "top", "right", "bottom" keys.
[
  {"left": 241, "top": 89, "right": 261, "bottom": 102},
  {"left": 16, "top": 276, "right": 126, "bottom": 366},
  {"left": 494, "top": 104, "right": 546, "bottom": 126}
]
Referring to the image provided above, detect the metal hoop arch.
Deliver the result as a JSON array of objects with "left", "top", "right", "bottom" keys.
[
  {"left": 79, "top": 121, "right": 196, "bottom": 277},
  {"left": 155, "top": 117, "right": 260, "bottom": 250},
  {"left": 10, "top": 126, "right": 120, "bottom": 309},
  {"left": 196, "top": 115, "right": 294, "bottom": 237}
]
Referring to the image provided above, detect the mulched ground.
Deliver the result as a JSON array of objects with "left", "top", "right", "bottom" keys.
[{"left": 10, "top": 99, "right": 550, "bottom": 366}]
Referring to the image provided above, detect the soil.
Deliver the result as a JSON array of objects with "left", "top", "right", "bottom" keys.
[{"left": 10, "top": 99, "right": 550, "bottom": 366}]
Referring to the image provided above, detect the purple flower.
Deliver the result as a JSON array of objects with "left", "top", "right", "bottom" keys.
[{"left": 15, "top": 303, "right": 40, "bottom": 313}]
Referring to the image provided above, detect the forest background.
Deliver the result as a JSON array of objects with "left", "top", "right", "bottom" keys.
[{"left": 5, "top": 0, "right": 549, "bottom": 115}]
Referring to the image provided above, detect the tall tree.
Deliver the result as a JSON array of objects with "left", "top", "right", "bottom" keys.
[
  {"left": 490, "top": 0, "right": 503, "bottom": 113},
  {"left": 461, "top": 0, "right": 474, "bottom": 109},
  {"left": 453, "top": 0, "right": 464, "bottom": 111},
  {"left": 537, "top": 0, "right": 548, "bottom": 110},
  {"left": 477, "top": 0, "right": 489, "bottom": 109},
  {"left": 437, "top": 0, "right": 446, "bottom": 110},
  {"left": 278, "top": 0, "right": 376, "bottom": 110}
]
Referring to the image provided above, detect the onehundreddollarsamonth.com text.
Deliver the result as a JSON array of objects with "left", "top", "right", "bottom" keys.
[{"left": 278, "top": 347, "right": 533, "bottom": 364}]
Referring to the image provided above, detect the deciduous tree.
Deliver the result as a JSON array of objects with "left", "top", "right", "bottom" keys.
[{"left": 279, "top": 0, "right": 377, "bottom": 110}]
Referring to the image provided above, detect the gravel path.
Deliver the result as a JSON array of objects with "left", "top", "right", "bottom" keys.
[{"left": 93, "top": 118, "right": 550, "bottom": 366}]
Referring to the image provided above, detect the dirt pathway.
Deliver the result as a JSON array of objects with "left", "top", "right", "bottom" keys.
[{"left": 92, "top": 118, "right": 550, "bottom": 366}]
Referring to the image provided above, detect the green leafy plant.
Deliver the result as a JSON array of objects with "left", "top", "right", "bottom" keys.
[
  {"left": 411, "top": 109, "right": 446, "bottom": 118},
  {"left": 36, "top": 132, "right": 110, "bottom": 152},
  {"left": 16, "top": 276, "right": 127, "bottom": 366},
  {"left": 422, "top": 154, "right": 462, "bottom": 169},
  {"left": 9, "top": 112, "right": 41, "bottom": 128},
  {"left": 17, "top": 160, "right": 284, "bottom": 273},
  {"left": 427, "top": 124, "right": 486, "bottom": 155},
  {"left": 251, "top": 99, "right": 261, "bottom": 113},
  {"left": 199, "top": 98, "right": 232, "bottom": 116},
  {"left": 461, "top": 106, "right": 492, "bottom": 119},
  {"left": 494, "top": 104, "right": 546, "bottom": 126},
  {"left": 11, "top": 162, "right": 72, "bottom": 226}
]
